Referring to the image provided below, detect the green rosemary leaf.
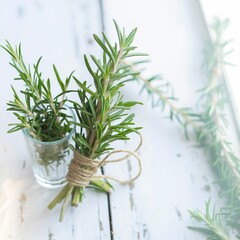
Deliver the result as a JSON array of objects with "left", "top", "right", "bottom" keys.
[
  {"left": 90, "top": 55, "right": 105, "bottom": 75},
  {"left": 53, "top": 65, "right": 65, "bottom": 92},
  {"left": 102, "top": 32, "right": 116, "bottom": 57},
  {"left": 125, "top": 27, "right": 138, "bottom": 47},
  {"left": 93, "top": 34, "right": 115, "bottom": 62},
  {"left": 72, "top": 135, "right": 91, "bottom": 150},
  {"left": 73, "top": 77, "right": 98, "bottom": 98},
  {"left": 125, "top": 52, "right": 148, "bottom": 58},
  {"left": 83, "top": 55, "right": 102, "bottom": 93},
  {"left": 71, "top": 121, "right": 90, "bottom": 129},
  {"left": 113, "top": 19, "right": 123, "bottom": 47},
  {"left": 88, "top": 97, "right": 97, "bottom": 120}
]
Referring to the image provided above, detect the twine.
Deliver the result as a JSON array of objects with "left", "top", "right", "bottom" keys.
[{"left": 66, "top": 133, "right": 143, "bottom": 187}]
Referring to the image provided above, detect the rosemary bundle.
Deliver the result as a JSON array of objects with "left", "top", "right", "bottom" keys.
[{"left": 48, "top": 21, "right": 145, "bottom": 221}]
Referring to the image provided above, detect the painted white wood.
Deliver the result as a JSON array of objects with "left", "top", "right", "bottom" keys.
[{"left": 0, "top": 1, "right": 110, "bottom": 240}]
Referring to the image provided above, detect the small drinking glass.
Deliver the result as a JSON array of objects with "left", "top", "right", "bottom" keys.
[{"left": 23, "top": 105, "right": 75, "bottom": 189}]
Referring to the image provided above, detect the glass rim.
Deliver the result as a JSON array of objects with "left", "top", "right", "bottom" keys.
[{"left": 22, "top": 104, "right": 76, "bottom": 145}]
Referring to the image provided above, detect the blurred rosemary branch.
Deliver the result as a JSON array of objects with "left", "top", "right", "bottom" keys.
[
  {"left": 188, "top": 18, "right": 240, "bottom": 239},
  {"left": 129, "top": 18, "right": 240, "bottom": 239},
  {"left": 127, "top": 61, "right": 202, "bottom": 139}
]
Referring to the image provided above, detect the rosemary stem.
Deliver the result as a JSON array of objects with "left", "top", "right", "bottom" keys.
[
  {"left": 209, "top": 64, "right": 240, "bottom": 187},
  {"left": 88, "top": 48, "right": 124, "bottom": 159},
  {"left": 48, "top": 184, "right": 71, "bottom": 210},
  {"left": 127, "top": 62, "right": 202, "bottom": 132},
  {"left": 59, "top": 185, "right": 74, "bottom": 222}
]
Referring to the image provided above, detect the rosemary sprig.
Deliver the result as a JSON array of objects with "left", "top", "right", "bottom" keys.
[
  {"left": 3, "top": 41, "right": 73, "bottom": 142},
  {"left": 128, "top": 61, "right": 202, "bottom": 139},
  {"left": 48, "top": 21, "right": 145, "bottom": 221},
  {"left": 189, "top": 199, "right": 230, "bottom": 240}
]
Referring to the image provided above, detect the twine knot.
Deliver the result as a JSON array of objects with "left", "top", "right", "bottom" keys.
[
  {"left": 66, "top": 152, "right": 99, "bottom": 187},
  {"left": 66, "top": 133, "right": 143, "bottom": 187}
]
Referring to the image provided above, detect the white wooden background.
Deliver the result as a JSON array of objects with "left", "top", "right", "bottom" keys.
[{"left": 0, "top": 0, "right": 229, "bottom": 239}]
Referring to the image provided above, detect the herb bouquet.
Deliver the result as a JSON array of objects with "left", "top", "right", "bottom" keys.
[
  {"left": 48, "top": 21, "right": 144, "bottom": 220},
  {"left": 3, "top": 42, "right": 76, "bottom": 188}
]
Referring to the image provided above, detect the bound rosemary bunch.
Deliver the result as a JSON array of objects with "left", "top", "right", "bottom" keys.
[
  {"left": 48, "top": 21, "right": 145, "bottom": 221},
  {"left": 3, "top": 41, "right": 73, "bottom": 142}
]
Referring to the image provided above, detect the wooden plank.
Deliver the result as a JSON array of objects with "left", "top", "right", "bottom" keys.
[
  {"left": 102, "top": 0, "right": 225, "bottom": 239},
  {"left": 0, "top": 0, "right": 111, "bottom": 239}
]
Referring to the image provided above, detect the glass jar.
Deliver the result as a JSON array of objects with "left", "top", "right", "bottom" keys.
[{"left": 23, "top": 105, "right": 75, "bottom": 189}]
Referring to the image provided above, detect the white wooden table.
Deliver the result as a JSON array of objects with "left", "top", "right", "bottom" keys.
[{"left": 0, "top": 0, "right": 228, "bottom": 239}]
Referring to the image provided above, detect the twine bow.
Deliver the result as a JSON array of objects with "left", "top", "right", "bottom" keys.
[{"left": 66, "top": 133, "right": 142, "bottom": 187}]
